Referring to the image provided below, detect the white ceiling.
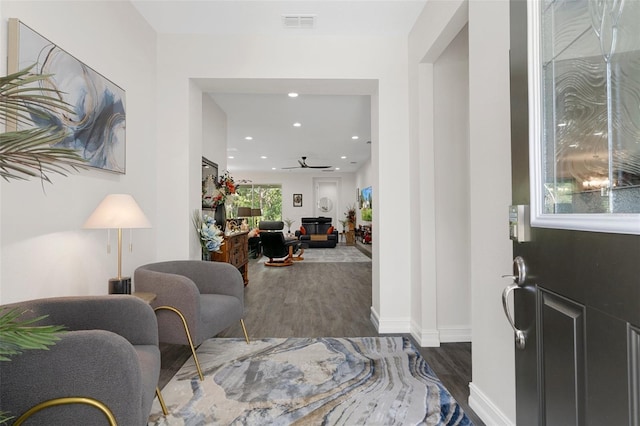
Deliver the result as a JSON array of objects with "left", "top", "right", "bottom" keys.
[{"left": 132, "top": 1, "right": 427, "bottom": 173}]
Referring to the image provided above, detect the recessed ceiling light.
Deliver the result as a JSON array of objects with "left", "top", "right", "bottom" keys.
[
  {"left": 245, "top": 136, "right": 253, "bottom": 140},
  {"left": 352, "top": 136, "right": 359, "bottom": 140},
  {"left": 260, "top": 156, "right": 267, "bottom": 159},
  {"left": 228, "top": 156, "right": 234, "bottom": 159},
  {"left": 335, "top": 167, "right": 340, "bottom": 170},
  {"left": 341, "top": 156, "right": 347, "bottom": 159},
  {"left": 293, "top": 122, "right": 302, "bottom": 127},
  {"left": 272, "top": 167, "right": 276, "bottom": 170},
  {"left": 288, "top": 92, "right": 299, "bottom": 98}
]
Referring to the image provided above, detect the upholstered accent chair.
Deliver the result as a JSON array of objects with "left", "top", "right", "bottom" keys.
[
  {"left": 0, "top": 296, "right": 162, "bottom": 426},
  {"left": 134, "top": 260, "right": 249, "bottom": 380},
  {"left": 259, "top": 221, "right": 305, "bottom": 267}
]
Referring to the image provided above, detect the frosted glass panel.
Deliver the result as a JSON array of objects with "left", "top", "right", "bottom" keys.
[{"left": 538, "top": 0, "right": 640, "bottom": 215}]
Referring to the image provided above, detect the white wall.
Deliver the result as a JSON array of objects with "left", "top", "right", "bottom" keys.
[
  {"left": 202, "top": 94, "right": 227, "bottom": 171},
  {"left": 230, "top": 170, "right": 357, "bottom": 231},
  {"left": 0, "top": 1, "right": 158, "bottom": 302},
  {"left": 409, "top": 0, "right": 515, "bottom": 424},
  {"left": 433, "top": 25, "right": 471, "bottom": 341},
  {"left": 156, "top": 33, "right": 411, "bottom": 332},
  {"left": 467, "top": 1, "right": 515, "bottom": 424}
]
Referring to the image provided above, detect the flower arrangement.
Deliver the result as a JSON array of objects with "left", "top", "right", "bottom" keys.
[
  {"left": 202, "top": 171, "right": 237, "bottom": 209},
  {"left": 192, "top": 210, "right": 224, "bottom": 254},
  {"left": 345, "top": 204, "right": 357, "bottom": 224}
]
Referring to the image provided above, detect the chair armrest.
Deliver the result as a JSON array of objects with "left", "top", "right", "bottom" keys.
[
  {"left": 134, "top": 268, "right": 201, "bottom": 329},
  {"left": 0, "top": 330, "right": 145, "bottom": 425},
  {"left": 3, "top": 296, "right": 159, "bottom": 346}
]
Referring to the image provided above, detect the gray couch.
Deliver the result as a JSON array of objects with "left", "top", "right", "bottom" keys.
[{"left": 0, "top": 296, "right": 161, "bottom": 425}]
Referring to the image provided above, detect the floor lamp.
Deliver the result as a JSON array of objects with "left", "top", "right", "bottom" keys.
[{"left": 84, "top": 194, "right": 151, "bottom": 294}]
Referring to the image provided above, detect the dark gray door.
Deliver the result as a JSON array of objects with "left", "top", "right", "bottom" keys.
[{"left": 509, "top": 1, "right": 640, "bottom": 425}]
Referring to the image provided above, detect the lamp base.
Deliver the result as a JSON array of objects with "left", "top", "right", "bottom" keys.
[{"left": 109, "top": 277, "right": 131, "bottom": 294}]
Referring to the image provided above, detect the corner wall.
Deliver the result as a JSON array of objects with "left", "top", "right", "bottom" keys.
[
  {"left": 0, "top": 1, "right": 158, "bottom": 302},
  {"left": 467, "top": 1, "right": 515, "bottom": 423},
  {"left": 409, "top": 0, "right": 515, "bottom": 423}
]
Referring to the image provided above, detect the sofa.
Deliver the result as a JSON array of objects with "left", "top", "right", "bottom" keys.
[
  {"left": 0, "top": 296, "right": 161, "bottom": 425},
  {"left": 295, "top": 217, "right": 338, "bottom": 248}
]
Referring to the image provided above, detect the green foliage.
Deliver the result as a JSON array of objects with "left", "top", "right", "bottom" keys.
[
  {"left": 0, "top": 307, "right": 65, "bottom": 361},
  {"left": 0, "top": 65, "right": 86, "bottom": 182},
  {"left": 234, "top": 185, "right": 283, "bottom": 221}
]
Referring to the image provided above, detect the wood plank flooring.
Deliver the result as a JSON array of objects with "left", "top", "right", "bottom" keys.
[{"left": 158, "top": 244, "right": 484, "bottom": 425}]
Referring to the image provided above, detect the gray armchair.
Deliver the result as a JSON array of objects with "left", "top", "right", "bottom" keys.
[
  {"left": 133, "top": 260, "right": 249, "bottom": 380},
  {"left": 0, "top": 296, "right": 161, "bottom": 426}
]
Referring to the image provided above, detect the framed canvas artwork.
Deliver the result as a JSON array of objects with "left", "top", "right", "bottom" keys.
[
  {"left": 293, "top": 194, "right": 302, "bottom": 207},
  {"left": 7, "top": 19, "right": 126, "bottom": 174}
]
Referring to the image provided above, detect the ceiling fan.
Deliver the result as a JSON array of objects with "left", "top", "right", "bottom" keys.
[{"left": 282, "top": 156, "right": 332, "bottom": 170}]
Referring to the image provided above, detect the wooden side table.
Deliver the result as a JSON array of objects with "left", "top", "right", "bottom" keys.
[{"left": 211, "top": 231, "right": 249, "bottom": 286}]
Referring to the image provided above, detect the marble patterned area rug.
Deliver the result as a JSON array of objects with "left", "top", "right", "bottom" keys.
[
  {"left": 148, "top": 337, "right": 472, "bottom": 426},
  {"left": 264, "top": 245, "right": 371, "bottom": 263}
]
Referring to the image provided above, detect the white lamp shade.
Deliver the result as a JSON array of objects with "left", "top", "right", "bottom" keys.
[{"left": 84, "top": 194, "right": 151, "bottom": 229}]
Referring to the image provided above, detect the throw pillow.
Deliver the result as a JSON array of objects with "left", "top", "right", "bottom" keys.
[
  {"left": 327, "top": 226, "right": 334, "bottom": 234},
  {"left": 299, "top": 226, "right": 307, "bottom": 235}
]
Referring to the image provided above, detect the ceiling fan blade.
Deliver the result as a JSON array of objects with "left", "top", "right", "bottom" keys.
[
  {"left": 281, "top": 166, "right": 301, "bottom": 169},
  {"left": 307, "top": 165, "right": 332, "bottom": 169}
]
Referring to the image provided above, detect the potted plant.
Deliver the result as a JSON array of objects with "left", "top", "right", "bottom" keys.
[
  {"left": 284, "top": 218, "right": 294, "bottom": 234},
  {"left": 345, "top": 204, "right": 357, "bottom": 230}
]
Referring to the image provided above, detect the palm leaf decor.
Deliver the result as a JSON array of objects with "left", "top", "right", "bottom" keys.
[
  {"left": 0, "top": 65, "right": 78, "bottom": 423},
  {"left": 0, "top": 64, "right": 86, "bottom": 182},
  {"left": 0, "top": 307, "right": 64, "bottom": 362}
]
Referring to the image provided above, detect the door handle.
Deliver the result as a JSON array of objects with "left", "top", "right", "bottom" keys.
[{"left": 502, "top": 256, "right": 527, "bottom": 350}]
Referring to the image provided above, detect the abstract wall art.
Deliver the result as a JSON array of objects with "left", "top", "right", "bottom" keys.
[{"left": 8, "top": 19, "right": 126, "bottom": 174}]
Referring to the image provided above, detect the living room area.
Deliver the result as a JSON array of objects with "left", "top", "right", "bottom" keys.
[{"left": 0, "top": 0, "right": 517, "bottom": 424}]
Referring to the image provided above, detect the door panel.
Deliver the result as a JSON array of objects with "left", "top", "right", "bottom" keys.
[
  {"left": 539, "top": 290, "right": 585, "bottom": 426},
  {"left": 509, "top": 0, "right": 640, "bottom": 424},
  {"left": 586, "top": 308, "right": 630, "bottom": 426}
]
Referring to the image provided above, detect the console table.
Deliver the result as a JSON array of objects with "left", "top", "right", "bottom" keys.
[{"left": 211, "top": 231, "right": 249, "bottom": 286}]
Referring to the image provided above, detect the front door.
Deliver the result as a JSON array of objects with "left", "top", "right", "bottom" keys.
[{"left": 509, "top": 1, "right": 640, "bottom": 425}]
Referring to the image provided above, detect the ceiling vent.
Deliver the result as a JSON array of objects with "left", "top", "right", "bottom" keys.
[{"left": 282, "top": 15, "right": 316, "bottom": 29}]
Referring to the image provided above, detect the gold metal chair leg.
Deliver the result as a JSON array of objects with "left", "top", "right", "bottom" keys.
[
  {"left": 156, "top": 387, "right": 168, "bottom": 416},
  {"left": 14, "top": 397, "right": 116, "bottom": 426},
  {"left": 240, "top": 319, "right": 250, "bottom": 344},
  {"left": 154, "top": 305, "right": 204, "bottom": 381}
]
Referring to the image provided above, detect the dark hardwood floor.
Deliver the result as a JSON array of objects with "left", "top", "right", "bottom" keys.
[{"left": 158, "top": 244, "right": 483, "bottom": 425}]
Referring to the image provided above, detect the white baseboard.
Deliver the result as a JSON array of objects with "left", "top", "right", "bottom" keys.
[
  {"left": 439, "top": 326, "right": 472, "bottom": 343},
  {"left": 369, "top": 307, "right": 411, "bottom": 333},
  {"left": 410, "top": 320, "right": 440, "bottom": 347},
  {"left": 370, "top": 307, "right": 380, "bottom": 330},
  {"left": 468, "top": 383, "right": 514, "bottom": 426}
]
